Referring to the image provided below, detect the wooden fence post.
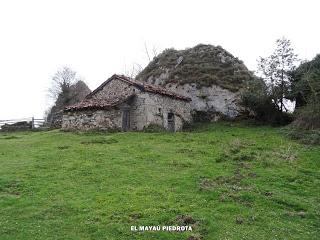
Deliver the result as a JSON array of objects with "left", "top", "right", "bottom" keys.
[{"left": 31, "top": 117, "right": 34, "bottom": 129}]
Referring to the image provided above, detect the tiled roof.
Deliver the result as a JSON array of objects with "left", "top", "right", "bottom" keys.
[
  {"left": 64, "top": 74, "right": 191, "bottom": 112},
  {"left": 86, "top": 74, "right": 191, "bottom": 101},
  {"left": 64, "top": 94, "right": 134, "bottom": 112}
]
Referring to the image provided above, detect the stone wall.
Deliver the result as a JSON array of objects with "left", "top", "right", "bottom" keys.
[
  {"left": 91, "top": 78, "right": 139, "bottom": 100},
  {"left": 62, "top": 92, "right": 191, "bottom": 131},
  {"left": 130, "top": 92, "right": 192, "bottom": 131},
  {"left": 0, "top": 121, "right": 32, "bottom": 132},
  {"left": 62, "top": 78, "right": 192, "bottom": 131},
  {"left": 62, "top": 109, "right": 122, "bottom": 131}
]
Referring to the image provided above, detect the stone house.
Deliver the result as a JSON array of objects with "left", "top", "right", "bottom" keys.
[{"left": 62, "top": 74, "right": 192, "bottom": 131}]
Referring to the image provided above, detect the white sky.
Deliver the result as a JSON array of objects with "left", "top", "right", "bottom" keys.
[{"left": 0, "top": 0, "right": 319, "bottom": 119}]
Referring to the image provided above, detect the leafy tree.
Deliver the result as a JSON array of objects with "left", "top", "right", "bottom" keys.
[
  {"left": 241, "top": 77, "right": 292, "bottom": 125},
  {"left": 290, "top": 54, "right": 320, "bottom": 108},
  {"left": 257, "top": 38, "right": 299, "bottom": 111},
  {"left": 290, "top": 55, "right": 320, "bottom": 130}
]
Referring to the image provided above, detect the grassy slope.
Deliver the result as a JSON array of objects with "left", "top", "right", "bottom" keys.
[{"left": 0, "top": 123, "right": 319, "bottom": 240}]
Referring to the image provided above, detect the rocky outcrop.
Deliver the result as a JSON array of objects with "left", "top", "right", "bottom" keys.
[
  {"left": 164, "top": 83, "right": 241, "bottom": 119},
  {"left": 137, "top": 44, "right": 253, "bottom": 120}
]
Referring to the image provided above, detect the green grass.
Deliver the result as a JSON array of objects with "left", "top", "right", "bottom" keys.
[{"left": 0, "top": 122, "right": 319, "bottom": 240}]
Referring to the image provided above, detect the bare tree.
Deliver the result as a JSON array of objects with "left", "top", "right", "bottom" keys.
[
  {"left": 152, "top": 46, "right": 158, "bottom": 59},
  {"left": 144, "top": 42, "right": 159, "bottom": 62},
  {"left": 122, "top": 43, "right": 159, "bottom": 78},
  {"left": 49, "top": 66, "right": 77, "bottom": 101},
  {"left": 144, "top": 42, "right": 151, "bottom": 62},
  {"left": 46, "top": 66, "right": 91, "bottom": 127},
  {"left": 123, "top": 62, "right": 144, "bottom": 78}
]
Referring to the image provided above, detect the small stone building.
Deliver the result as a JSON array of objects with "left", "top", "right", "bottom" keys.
[{"left": 62, "top": 74, "right": 192, "bottom": 131}]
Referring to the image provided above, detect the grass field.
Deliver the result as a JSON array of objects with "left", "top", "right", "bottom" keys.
[{"left": 0, "top": 122, "right": 319, "bottom": 240}]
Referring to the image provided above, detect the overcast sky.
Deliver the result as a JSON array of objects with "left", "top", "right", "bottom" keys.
[{"left": 0, "top": 0, "right": 319, "bottom": 119}]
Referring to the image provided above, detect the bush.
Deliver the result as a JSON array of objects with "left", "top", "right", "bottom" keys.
[
  {"left": 284, "top": 128, "right": 320, "bottom": 145},
  {"left": 286, "top": 102, "right": 320, "bottom": 145},
  {"left": 285, "top": 54, "right": 320, "bottom": 144},
  {"left": 241, "top": 78, "right": 293, "bottom": 125},
  {"left": 292, "top": 103, "right": 320, "bottom": 130}
]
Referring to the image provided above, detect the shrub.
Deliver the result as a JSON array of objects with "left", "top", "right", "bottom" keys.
[
  {"left": 292, "top": 103, "right": 320, "bottom": 130},
  {"left": 241, "top": 78, "right": 293, "bottom": 125},
  {"left": 283, "top": 128, "right": 320, "bottom": 145},
  {"left": 285, "top": 103, "right": 320, "bottom": 145}
]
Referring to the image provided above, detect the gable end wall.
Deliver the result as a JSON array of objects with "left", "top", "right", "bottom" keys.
[
  {"left": 130, "top": 92, "right": 191, "bottom": 131},
  {"left": 91, "top": 78, "right": 139, "bottom": 100}
]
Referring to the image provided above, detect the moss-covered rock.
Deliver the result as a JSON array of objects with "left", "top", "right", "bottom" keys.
[{"left": 137, "top": 44, "right": 254, "bottom": 92}]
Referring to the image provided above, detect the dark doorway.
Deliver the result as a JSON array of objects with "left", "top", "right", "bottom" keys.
[
  {"left": 167, "top": 112, "right": 175, "bottom": 132},
  {"left": 122, "top": 109, "right": 130, "bottom": 131}
]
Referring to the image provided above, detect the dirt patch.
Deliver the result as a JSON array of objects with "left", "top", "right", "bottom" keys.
[
  {"left": 286, "top": 210, "right": 307, "bottom": 218},
  {"left": 236, "top": 216, "right": 244, "bottom": 224},
  {"left": 0, "top": 179, "right": 22, "bottom": 197},
  {"left": 187, "top": 235, "right": 202, "bottom": 240},
  {"left": 174, "top": 215, "right": 205, "bottom": 239},
  {"left": 215, "top": 174, "right": 244, "bottom": 186},
  {"left": 264, "top": 191, "right": 273, "bottom": 197},
  {"left": 199, "top": 178, "right": 216, "bottom": 191},
  {"left": 235, "top": 215, "right": 257, "bottom": 225},
  {"left": 129, "top": 212, "right": 142, "bottom": 221},
  {"left": 176, "top": 215, "right": 197, "bottom": 225}
]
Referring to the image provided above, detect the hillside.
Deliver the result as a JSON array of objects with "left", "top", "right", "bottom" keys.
[
  {"left": 0, "top": 123, "right": 319, "bottom": 239},
  {"left": 137, "top": 44, "right": 254, "bottom": 92}
]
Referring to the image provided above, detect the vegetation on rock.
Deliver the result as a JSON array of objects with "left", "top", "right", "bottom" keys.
[{"left": 137, "top": 44, "right": 254, "bottom": 92}]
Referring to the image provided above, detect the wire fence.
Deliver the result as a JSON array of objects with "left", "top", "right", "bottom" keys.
[{"left": 0, "top": 117, "right": 46, "bottom": 130}]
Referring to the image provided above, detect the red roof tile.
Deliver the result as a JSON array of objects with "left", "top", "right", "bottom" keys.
[{"left": 64, "top": 94, "right": 134, "bottom": 112}]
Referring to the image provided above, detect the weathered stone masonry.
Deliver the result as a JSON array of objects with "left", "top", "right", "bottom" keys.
[{"left": 62, "top": 75, "right": 192, "bottom": 131}]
